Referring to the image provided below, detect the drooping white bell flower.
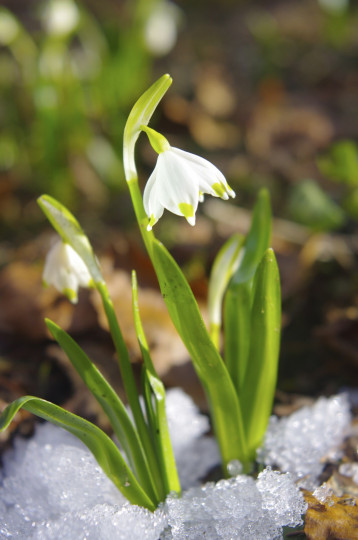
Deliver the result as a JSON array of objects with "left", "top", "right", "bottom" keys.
[
  {"left": 141, "top": 126, "right": 235, "bottom": 230},
  {"left": 43, "top": 239, "right": 92, "bottom": 303}
]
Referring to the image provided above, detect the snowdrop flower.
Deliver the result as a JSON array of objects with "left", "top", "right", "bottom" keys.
[
  {"left": 43, "top": 239, "right": 92, "bottom": 303},
  {"left": 141, "top": 126, "right": 235, "bottom": 230}
]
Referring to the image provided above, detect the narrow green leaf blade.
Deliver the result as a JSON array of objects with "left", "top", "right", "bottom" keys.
[
  {"left": 231, "top": 188, "right": 272, "bottom": 285},
  {"left": 152, "top": 239, "right": 249, "bottom": 469},
  {"left": 45, "top": 318, "right": 158, "bottom": 503},
  {"left": 241, "top": 248, "right": 281, "bottom": 457},
  {"left": 224, "top": 281, "right": 252, "bottom": 391},
  {"left": 38, "top": 195, "right": 103, "bottom": 284},
  {"left": 0, "top": 397, "right": 156, "bottom": 510},
  {"left": 132, "top": 271, "right": 180, "bottom": 495}
]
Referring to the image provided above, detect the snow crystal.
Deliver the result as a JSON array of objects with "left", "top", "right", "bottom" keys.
[
  {"left": 259, "top": 394, "right": 351, "bottom": 488},
  {"left": 163, "top": 468, "right": 306, "bottom": 540},
  {"left": 2, "top": 388, "right": 351, "bottom": 539},
  {"left": 312, "top": 483, "right": 335, "bottom": 505}
]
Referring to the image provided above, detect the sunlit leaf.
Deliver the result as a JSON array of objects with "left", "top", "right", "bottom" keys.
[
  {"left": 224, "top": 188, "right": 272, "bottom": 391},
  {"left": 152, "top": 239, "right": 249, "bottom": 469},
  {"left": 240, "top": 248, "right": 281, "bottom": 457},
  {"left": 0, "top": 396, "right": 156, "bottom": 510},
  {"left": 45, "top": 318, "right": 158, "bottom": 503}
]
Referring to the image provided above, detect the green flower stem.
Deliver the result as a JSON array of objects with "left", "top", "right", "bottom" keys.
[
  {"left": 95, "top": 280, "right": 164, "bottom": 501},
  {"left": 132, "top": 271, "right": 181, "bottom": 496},
  {"left": 127, "top": 175, "right": 154, "bottom": 256}
]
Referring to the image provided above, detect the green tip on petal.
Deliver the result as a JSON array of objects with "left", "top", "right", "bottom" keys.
[
  {"left": 178, "top": 202, "right": 195, "bottom": 225},
  {"left": 212, "top": 182, "right": 226, "bottom": 198},
  {"left": 147, "top": 214, "right": 157, "bottom": 231},
  {"left": 63, "top": 287, "right": 78, "bottom": 304},
  {"left": 141, "top": 125, "right": 170, "bottom": 154}
]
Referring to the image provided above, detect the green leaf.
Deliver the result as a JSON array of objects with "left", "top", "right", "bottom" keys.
[
  {"left": 131, "top": 271, "right": 180, "bottom": 496},
  {"left": 224, "top": 188, "right": 272, "bottom": 390},
  {"left": 38, "top": 195, "right": 103, "bottom": 284},
  {"left": 224, "top": 282, "right": 252, "bottom": 392},
  {"left": 123, "top": 74, "right": 172, "bottom": 180},
  {"left": 45, "top": 318, "right": 158, "bottom": 504},
  {"left": 152, "top": 239, "right": 249, "bottom": 469},
  {"left": 0, "top": 396, "right": 156, "bottom": 510},
  {"left": 241, "top": 248, "right": 281, "bottom": 457},
  {"left": 231, "top": 188, "right": 272, "bottom": 285}
]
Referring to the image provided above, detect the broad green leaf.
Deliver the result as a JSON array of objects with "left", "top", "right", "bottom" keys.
[
  {"left": 38, "top": 195, "right": 103, "bottom": 284},
  {"left": 241, "top": 248, "right": 281, "bottom": 457},
  {"left": 152, "top": 239, "right": 249, "bottom": 469},
  {"left": 132, "top": 271, "right": 180, "bottom": 495},
  {"left": 224, "top": 188, "right": 272, "bottom": 391},
  {"left": 123, "top": 74, "right": 172, "bottom": 180},
  {"left": 208, "top": 233, "right": 244, "bottom": 349},
  {"left": 0, "top": 396, "right": 156, "bottom": 510},
  {"left": 231, "top": 188, "right": 272, "bottom": 285},
  {"left": 45, "top": 318, "right": 159, "bottom": 504}
]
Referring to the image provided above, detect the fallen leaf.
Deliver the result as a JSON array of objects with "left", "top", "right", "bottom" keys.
[{"left": 304, "top": 489, "right": 358, "bottom": 539}]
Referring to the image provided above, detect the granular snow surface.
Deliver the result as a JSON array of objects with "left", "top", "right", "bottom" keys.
[{"left": 0, "top": 389, "right": 351, "bottom": 539}]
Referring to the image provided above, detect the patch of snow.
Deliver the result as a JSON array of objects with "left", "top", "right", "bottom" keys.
[
  {"left": 258, "top": 394, "right": 351, "bottom": 489},
  {"left": 0, "top": 389, "right": 351, "bottom": 539}
]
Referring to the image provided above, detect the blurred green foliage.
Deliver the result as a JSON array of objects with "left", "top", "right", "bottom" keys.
[
  {"left": 0, "top": 0, "right": 173, "bottom": 214},
  {"left": 287, "top": 179, "right": 345, "bottom": 232},
  {"left": 318, "top": 141, "right": 358, "bottom": 220}
]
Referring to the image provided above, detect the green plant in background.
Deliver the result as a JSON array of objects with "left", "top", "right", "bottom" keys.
[
  {"left": 0, "top": 0, "right": 176, "bottom": 217},
  {"left": 317, "top": 140, "right": 358, "bottom": 220},
  {"left": 287, "top": 179, "right": 346, "bottom": 232},
  {"left": 0, "top": 75, "right": 281, "bottom": 508},
  {"left": 287, "top": 140, "right": 358, "bottom": 232}
]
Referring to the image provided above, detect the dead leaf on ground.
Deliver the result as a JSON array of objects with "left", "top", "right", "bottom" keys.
[{"left": 304, "top": 489, "right": 358, "bottom": 540}]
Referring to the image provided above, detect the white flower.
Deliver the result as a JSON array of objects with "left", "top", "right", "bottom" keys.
[
  {"left": 142, "top": 127, "right": 235, "bottom": 230},
  {"left": 43, "top": 239, "right": 92, "bottom": 303}
]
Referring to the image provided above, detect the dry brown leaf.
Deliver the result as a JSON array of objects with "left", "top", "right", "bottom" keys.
[{"left": 304, "top": 490, "right": 358, "bottom": 540}]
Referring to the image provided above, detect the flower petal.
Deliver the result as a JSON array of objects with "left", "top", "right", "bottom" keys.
[
  {"left": 156, "top": 150, "right": 199, "bottom": 216},
  {"left": 143, "top": 167, "right": 165, "bottom": 229},
  {"left": 170, "top": 147, "right": 235, "bottom": 199}
]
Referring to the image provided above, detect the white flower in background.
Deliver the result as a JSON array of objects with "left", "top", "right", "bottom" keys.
[
  {"left": 42, "top": 0, "right": 79, "bottom": 36},
  {"left": 142, "top": 126, "right": 235, "bottom": 230},
  {"left": 43, "top": 239, "right": 92, "bottom": 303},
  {"left": 144, "top": 1, "right": 181, "bottom": 56}
]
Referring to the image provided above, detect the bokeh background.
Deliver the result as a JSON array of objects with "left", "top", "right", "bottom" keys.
[{"left": 0, "top": 0, "right": 357, "bottom": 437}]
